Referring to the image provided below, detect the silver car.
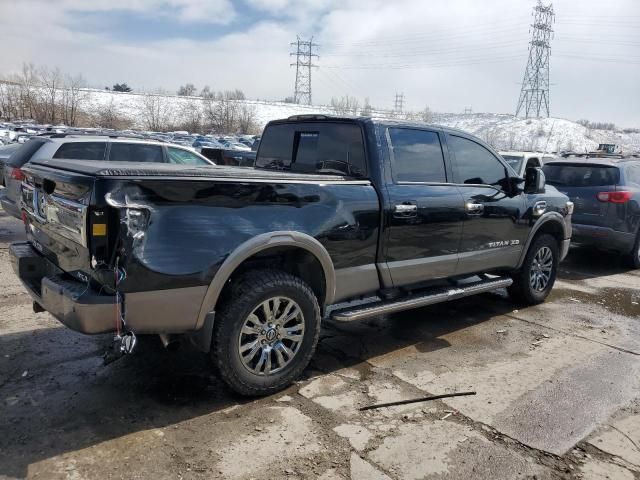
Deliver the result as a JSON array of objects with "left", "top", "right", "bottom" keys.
[{"left": 0, "top": 135, "right": 215, "bottom": 219}]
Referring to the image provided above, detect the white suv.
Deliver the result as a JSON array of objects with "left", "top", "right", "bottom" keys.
[{"left": 1, "top": 135, "right": 214, "bottom": 219}]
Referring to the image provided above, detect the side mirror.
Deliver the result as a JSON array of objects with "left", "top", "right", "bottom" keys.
[
  {"left": 506, "top": 176, "right": 525, "bottom": 196},
  {"left": 524, "top": 167, "right": 546, "bottom": 194}
]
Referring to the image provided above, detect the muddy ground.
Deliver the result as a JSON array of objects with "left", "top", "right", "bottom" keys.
[{"left": 0, "top": 207, "right": 639, "bottom": 480}]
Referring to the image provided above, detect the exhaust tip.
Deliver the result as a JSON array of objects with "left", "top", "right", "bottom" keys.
[{"left": 158, "top": 333, "right": 181, "bottom": 352}]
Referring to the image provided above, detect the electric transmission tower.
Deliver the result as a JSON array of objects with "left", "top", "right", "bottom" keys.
[
  {"left": 394, "top": 93, "right": 404, "bottom": 113},
  {"left": 290, "top": 36, "right": 318, "bottom": 105},
  {"left": 515, "top": 1, "right": 555, "bottom": 118}
]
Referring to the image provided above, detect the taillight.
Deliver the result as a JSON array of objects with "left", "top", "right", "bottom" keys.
[
  {"left": 10, "top": 168, "right": 25, "bottom": 181},
  {"left": 596, "top": 191, "right": 633, "bottom": 203}
]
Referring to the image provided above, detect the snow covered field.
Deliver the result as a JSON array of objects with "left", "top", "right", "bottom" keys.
[{"left": 39, "top": 87, "right": 640, "bottom": 154}]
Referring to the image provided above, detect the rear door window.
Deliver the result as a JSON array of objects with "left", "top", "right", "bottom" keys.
[
  {"left": 256, "top": 122, "right": 366, "bottom": 177},
  {"left": 53, "top": 142, "right": 106, "bottom": 161},
  {"left": 167, "top": 147, "right": 210, "bottom": 165},
  {"left": 109, "top": 143, "right": 165, "bottom": 163},
  {"left": 543, "top": 164, "right": 619, "bottom": 187},
  {"left": 388, "top": 128, "right": 447, "bottom": 182}
]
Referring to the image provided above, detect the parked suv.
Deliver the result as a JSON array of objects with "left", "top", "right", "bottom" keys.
[
  {"left": 543, "top": 156, "right": 640, "bottom": 266},
  {"left": 0, "top": 135, "right": 214, "bottom": 218}
]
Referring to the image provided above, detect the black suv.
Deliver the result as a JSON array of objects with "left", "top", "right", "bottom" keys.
[{"left": 543, "top": 157, "right": 640, "bottom": 266}]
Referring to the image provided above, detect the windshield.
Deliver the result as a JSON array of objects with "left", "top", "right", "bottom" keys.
[
  {"left": 543, "top": 164, "right": 619, "bottom": 187},
  {"left": 501, "top": 155, "right": 524, "bottom": 172}
]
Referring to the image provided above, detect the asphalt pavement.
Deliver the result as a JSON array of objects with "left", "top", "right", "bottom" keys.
[{"left": 0, "top": 207, "right": 638, "bottom": 480}]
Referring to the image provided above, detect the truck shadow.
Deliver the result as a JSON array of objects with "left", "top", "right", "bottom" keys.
[{"left": 0, "top": 291, "right": 520, "bottom": 477}]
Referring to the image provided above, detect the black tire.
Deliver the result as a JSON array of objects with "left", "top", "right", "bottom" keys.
[
  {"left": 508, "top": 234, "right": 559, "bottom": 305},
  {"left": 627, "top": 232, "right": 640, "bottom": 269},
  {"left": 211, "top": 269, "right": 321, "bottom": 396}
]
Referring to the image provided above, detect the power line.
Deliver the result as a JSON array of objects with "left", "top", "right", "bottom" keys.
[
  {"left": 516, "top": 0, "right": 555, "bottom": 118},
  {"left": 290, "top": 36, "right": 318, "bottom": 105}
]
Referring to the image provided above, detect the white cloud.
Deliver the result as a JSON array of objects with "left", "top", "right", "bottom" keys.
[
  {"left": 59, "top": 0, "right": 236, "bottom": 24},
  {"left": 0, "top": 0, "right": 638, "bottom": 125}
]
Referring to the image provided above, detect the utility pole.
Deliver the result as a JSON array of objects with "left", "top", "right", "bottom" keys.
[
  {"left": 394, "top": 93, "right": 404, "bottom": 113},
  {"left": 515, "top": 1, "right": 555, "bottom": 118},
  {"left": 290, "top": 36, "right": 318, "bottom": 105}
]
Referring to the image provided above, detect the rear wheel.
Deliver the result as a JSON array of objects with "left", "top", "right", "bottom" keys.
[
  {"left": 508, "top": 234, "right": 559, "bottom": 305},
  {"left": 211, "top": 269, "right": 321, "bottom": 396}
]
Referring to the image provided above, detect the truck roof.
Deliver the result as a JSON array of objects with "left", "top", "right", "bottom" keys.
[{"left": 275, "top": 114, "right": 481, "bottom": 139}]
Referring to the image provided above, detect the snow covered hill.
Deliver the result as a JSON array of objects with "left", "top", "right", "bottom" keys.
[{"left": 50, "top": 88, "right": 640, "bottom": 154}]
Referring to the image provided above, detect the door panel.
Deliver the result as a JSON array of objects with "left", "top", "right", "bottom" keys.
[
  {"left": 383, "top": 128, "right": 465, "bottom": 287},
  {"left": 455, "top": 185, "right": 528, "bottom": 275},
  {"left": 385, "top": 184, "right": 465, "bottom": 285},
  {"left": 447, "top": 134, "right": 527, "bottom": 275}
]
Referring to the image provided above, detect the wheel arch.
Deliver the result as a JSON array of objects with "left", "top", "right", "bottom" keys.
[
  {"left": 516, "top": 213, "right": 567, "bottom": 269},
  {"left": 195, "top": 231, "right": 335, "bottom": 333}
]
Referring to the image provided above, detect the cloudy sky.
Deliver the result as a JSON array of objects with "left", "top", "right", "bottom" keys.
[{"left": 1, "top": 0, "right": 638, "bottom": 126}]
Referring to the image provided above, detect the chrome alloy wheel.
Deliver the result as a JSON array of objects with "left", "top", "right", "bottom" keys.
[
  {"left": 529, "top": 246, "right": 553, "bottom": 292},
  {"left": 238, "top": 296, "right": 305, "bottom": 375}
]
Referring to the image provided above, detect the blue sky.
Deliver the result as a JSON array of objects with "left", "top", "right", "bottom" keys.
[{"left": 1, "top": 0, "right": 639, "bottom": 126}]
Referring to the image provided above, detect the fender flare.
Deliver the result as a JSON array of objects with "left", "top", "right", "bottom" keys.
[
  {"left": 516, "top": 212, "right": 568, "bottom": 268},
  {"left": 194, "top": 231, "right": 336, "bottom": 331}
]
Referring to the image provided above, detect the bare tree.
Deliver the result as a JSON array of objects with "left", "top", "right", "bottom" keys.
[
  {"left": 200, "top": 85, "right": 214, "bottom": 98},
  {"left": 236, "top": 103, "right": 258, "bottom": 134},
  {"left": 331, "top": 95, "right": 359, "bottom": 115},
  {"left": 177, "top": 83, "right": 197, "bottom": 96},
  {"left": 60, "top": 73, "right": 86, "bottom": 126},
  {"left": 94, "top": 98, "right": 132, "bottom": 129},
  {"left": 361, "top": 97, "right": 373, "bottom": 116},
  {"left": 39, "top": 66, "right": 63, "bottom": 124},
  {"left": 176, "top": 100, "right": 203, "bottom": 133},
  {"left": 141, "top": 90, "right": 172, "bottom": 131},
  {"left": 421, "top": 106, "right": 433, "bottom": 123}
]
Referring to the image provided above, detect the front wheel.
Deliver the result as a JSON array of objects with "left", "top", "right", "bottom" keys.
[
  {"left": 508, "top": 234, "right": 559, "bottom": 305},
  {"left": 211, "top": 269, "right": 321, "bottom": 396}
]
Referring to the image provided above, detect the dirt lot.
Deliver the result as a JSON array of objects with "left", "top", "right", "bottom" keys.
[{"left": 0, "top": 207, "right": 639, "bottom": 480}]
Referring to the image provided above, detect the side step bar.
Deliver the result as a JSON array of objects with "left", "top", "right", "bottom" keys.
[{"left": 331, "top": 276, "right": 513, "bottom": 322}]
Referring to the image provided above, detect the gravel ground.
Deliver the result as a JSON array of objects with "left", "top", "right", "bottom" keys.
[{"left": 0, "top": 206, "right": 639, "bottom": 480}]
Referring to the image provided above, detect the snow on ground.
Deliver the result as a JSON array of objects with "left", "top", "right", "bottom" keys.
[{"left": 71, "top": 88, "right": 640, "bottom": 154}]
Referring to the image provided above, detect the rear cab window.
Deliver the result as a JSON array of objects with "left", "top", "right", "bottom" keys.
[
  {"left": 256, "top": 122, "right": 366, "bottom": 177},
  {"left": 53, "top": 142, "right": 106, "bottom": 161},
  {"left": 543, "top": 164, "right": 620, "bottom": 187}
]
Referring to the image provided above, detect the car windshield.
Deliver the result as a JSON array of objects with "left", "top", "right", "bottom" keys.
[
  {"left": 501, "top": 155, "right": 524, "bottom": 172},
  {"left": 543, "top": 164, "right": 620, "bottom": 187}
]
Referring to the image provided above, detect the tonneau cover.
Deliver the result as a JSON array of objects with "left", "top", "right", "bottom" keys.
[{"left": 27, "top": 158, "right": 355, "bottom": 182}]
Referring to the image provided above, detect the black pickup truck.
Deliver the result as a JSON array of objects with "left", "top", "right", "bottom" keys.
[{"left": 10, "top": 116, "right": 573, "bottom": 395}]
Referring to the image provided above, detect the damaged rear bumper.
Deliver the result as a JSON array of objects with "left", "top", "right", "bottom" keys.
[{"left": 10, "top": 242, "right": 117, "bottom": 334}]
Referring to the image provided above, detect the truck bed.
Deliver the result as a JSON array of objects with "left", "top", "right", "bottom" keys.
[{"left": 28, "top": 159, "right": 364, "bottom": 183}]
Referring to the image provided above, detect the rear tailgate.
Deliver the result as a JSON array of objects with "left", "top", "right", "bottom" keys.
[
  {"left": 543, "top": 163, "right": 619, "bottom": 227},
  {"left": 21, "top": 163, "right": 95, "bottom": 279}
]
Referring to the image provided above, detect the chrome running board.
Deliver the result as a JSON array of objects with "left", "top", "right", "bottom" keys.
[{"left": 331, "top": 277, "right": 513, "bottom": 322}]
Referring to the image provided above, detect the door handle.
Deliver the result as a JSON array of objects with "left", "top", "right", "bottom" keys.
[
  {"left": 394, "top": 203, "right": 418, "bottom": 218},
  {"left": 465, "top": 201, "right": 484, "bottom": 215}
]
